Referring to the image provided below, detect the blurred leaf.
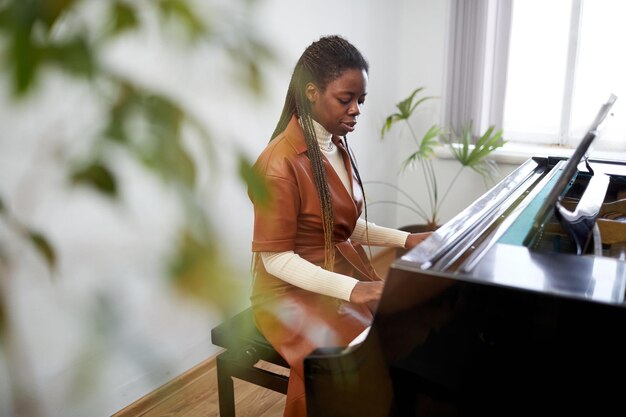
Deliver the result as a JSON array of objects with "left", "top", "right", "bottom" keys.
[
  {"left": 103, "top": 83, "right": 135, "bottom": 143},
  {"left": 102, "top": 88, "right": 197, "bottom": 187},
  {"left": 45, "top": 36, "right": 94, "bottom": 78},
  {"left": 143, "top": 95, "right": 181, "bottom": 133},
  {"left": 27, "top": 231, "right": 56, "bottom": 270},
  {"left": 11, "top": 25, "right": 41, "bottom": 95},
  {"left": 157, "top": 0, "right": 206, "bottom": 39},
  {"left": 110, "top": 1, "right": 138, "bottom": 35},
  {"left": 0, "top": 195, "right": 5, "bottom": 213},
  {"left": 1, "top": 0, "right": 37, "bottom": 32},
  {"left": 156, "top": 136, "right": 196, "bottom": 187},
  {"left": 5, "top": 1, "right": 40, "bottom": 94},
  {"left": 243, "top": 59, "right": 262, "bottom": 95},
  {"left": 238, "top": 153, "right": 269, "bottom": 207},
  {"left": 39, "top": 0, "right": 78, "bottom": 28},
  {"left": 104, "top": 107, "right": 128, "bottom": 143},
  {"left": 71, "top": 162, "right": 118, "bottom": 196},
  {"left": 169, "top": 230, "right": 241, "bottom": 311},
  {"left": 226, "top": 37, "right": 274, "bottom": 96},
  {"left": 0, "top": 6, "right": 6, "bottom": 23},
  {"left": 141, "top": 95, "right": 196, "bottom": 187},
  {"left": 2, "top": 0, "right": 86, "bottom": 94},
  {"left": 212, "top": 16, "right": 273, "bottom": 95}
]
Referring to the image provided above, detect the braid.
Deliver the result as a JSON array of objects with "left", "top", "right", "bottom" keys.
[
  {"left": 300, "top": 111, "right": 336, "bottom": 269},
  {"left": 343, "top": 135, "right": 371, "bottom": 255},
  {"left": 270, "top": 35, "right": 368, "bottom": 270}
]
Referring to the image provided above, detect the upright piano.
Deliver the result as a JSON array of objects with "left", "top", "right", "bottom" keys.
[{"left": 304, "top": 96, "right": 626, "bottom": 416}]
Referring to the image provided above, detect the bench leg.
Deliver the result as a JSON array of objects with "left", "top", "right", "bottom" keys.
[{"left": 216, "top": 352, "right": 236, "bottom": 417}]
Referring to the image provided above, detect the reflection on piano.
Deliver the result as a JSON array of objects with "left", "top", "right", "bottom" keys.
[{"left": 304, "top": 96, "right": 626, "bottom": 416}]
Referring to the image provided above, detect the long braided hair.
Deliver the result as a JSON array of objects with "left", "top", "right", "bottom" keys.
[{"left": 270, "top": 35, "right": 369, "bottom": 270}]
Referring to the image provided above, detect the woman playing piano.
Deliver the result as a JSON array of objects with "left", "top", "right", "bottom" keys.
[{"left": 249, "top": 35, "right": 430, "bottom": 417}]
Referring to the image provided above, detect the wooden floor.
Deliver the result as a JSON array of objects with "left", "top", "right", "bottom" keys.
[
  {"left": 113, "top": 357, "right": 287, "bottom": 417},
  {"left": 113, "top": 247, "right": 399, "bottom": 417}
]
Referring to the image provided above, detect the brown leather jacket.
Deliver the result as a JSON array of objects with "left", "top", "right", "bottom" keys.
[{"left": 251, "top": 116, "right": 379, "bottom": 303}]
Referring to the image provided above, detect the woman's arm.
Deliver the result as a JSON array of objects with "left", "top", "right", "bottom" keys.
[
  {"left": 350, "top": 218, "right": 409, "bottom": 247},
  {"left": 351, "top": 218, "right": 431, "bottom": 248},
  {"left": 261, "top": 251, "right": 383, "bottom": 304},
  {"left": 261, "top": 251, "right": 359, "bottom": 301}
]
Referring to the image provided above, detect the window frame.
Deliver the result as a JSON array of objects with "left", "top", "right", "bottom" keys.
[{"left": 444, "top": 0, "right": 621, "bottom": 153}]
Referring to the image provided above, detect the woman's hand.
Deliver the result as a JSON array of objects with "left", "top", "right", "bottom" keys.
[
  {"left": 349, "top": 281, "right": 384, "bottom": 304},
  {"left": 405, "top": 232, "right": 432, "bottom": 250}
]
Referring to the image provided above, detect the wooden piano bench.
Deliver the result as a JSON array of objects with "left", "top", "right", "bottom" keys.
[{"left": 210, "top": 307, "right": 289, "bottom": 417}]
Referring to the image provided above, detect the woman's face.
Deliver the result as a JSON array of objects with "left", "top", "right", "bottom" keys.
[{"left": 306, "top": 68, "right": 368, "bottom": 137}]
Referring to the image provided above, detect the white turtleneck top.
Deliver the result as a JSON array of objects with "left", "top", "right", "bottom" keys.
[{"left": 260, "top": 119, "right": 409, "bottom": 301}]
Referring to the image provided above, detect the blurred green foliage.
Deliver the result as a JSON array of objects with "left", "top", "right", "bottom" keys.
[{"left": 0, "top": 0, "right": 272, "bottom": 313}]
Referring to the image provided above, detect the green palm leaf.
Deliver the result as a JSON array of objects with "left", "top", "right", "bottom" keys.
[
  {"left": 381, "top": 87, "right": 435, "bottom": 139},
  {"left": 381, "top": 114, "right": 403, "bottom": 138},
  {"left": 447, "top": 122, "right": 505, "bottom": 179},
  {"left": 396, "top": 87, "right": 425, "bottom": 118},
  {"left": 400, "top": 124, "right": 441, "bottom": 172}
]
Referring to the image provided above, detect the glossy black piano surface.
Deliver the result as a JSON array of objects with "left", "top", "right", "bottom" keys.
[{"left": 304, "top": 156, "right": 626, "bottom": 417}]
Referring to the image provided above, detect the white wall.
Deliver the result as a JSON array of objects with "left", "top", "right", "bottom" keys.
[
  {"left": 384, "top": 0, "right": 519, "bottom": 227},
  {"left": 0, "top": 1, "right": 523, "bottom": 416}
]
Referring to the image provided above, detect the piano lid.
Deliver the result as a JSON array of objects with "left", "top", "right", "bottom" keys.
[
  {"left": 303, "top": 96, "right": 625, "bottom": 417},
  {"left": 401, "top": 94, "right": 618, "bottom": 273}
]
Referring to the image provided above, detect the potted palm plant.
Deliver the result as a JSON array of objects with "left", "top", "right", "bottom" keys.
[{"left": 374, "top": 87, "right": 506, "bottom": 230}]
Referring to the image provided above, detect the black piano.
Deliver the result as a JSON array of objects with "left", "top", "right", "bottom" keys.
[{"left": 304, "top": 96, "right": 626, "bottom": 416}]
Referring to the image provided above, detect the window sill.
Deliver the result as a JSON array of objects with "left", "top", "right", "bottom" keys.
[{"left": 436, "top": 142, "right": 626, "bottom": 166}]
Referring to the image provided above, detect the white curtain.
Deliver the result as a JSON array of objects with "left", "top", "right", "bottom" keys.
[{"left": 444, "top": 0, "right": 512, "bottom": 135}]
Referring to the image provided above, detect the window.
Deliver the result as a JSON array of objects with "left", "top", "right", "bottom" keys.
[{"left": 445, "top": 0, "right": 626, "bottom": 151}]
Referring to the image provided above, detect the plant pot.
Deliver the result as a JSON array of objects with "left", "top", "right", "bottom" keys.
[{"left": 399, "top": 224, "right": 439, "bottom": 234}]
